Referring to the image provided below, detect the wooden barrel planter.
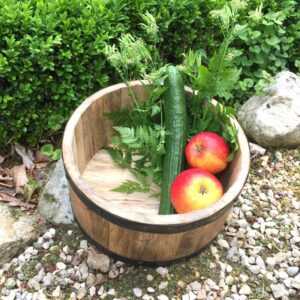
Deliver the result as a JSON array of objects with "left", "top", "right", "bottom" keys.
[{"left": 62, "top": 81, "right": 250, "bottom": 264}]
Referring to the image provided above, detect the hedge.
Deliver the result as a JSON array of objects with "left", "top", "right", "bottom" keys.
[{"left": 0, "top": 0, "right": 299, "bottom": 146}]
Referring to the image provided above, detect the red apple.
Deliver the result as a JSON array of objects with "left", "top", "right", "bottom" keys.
[
  {"left": 185, "top": 131, "right": 229, "bottom": 174},
  {"left": 171, "top": 168, "right": 223, "bottom": 213}
]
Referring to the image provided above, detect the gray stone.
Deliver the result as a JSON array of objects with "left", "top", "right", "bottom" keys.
[
  {"left": 77, "top": 287, "right": 87, "bottom": 300},
  {"left": 38, "top": 159, "right": 73, "bottom": 224},
  {"left": 249, "top": 142, "right": 266, "bottom": 157},
  {"left": 87, "top": 249, "right": 110, "bottom": 273},
  {"left": 0, "top": 203, "right": 45, "bottom": 266},
  {"left": 86, "top": 273, "right": 96, "bottom": 287},
  {"left": 79, "top": 240, "right": 88, "bottom": 250},
  {"left": 28, "top": 278, "right": 40, "bottom": 291},
  {"left": 287, "top": 266, "right": 299, "bottom": 277},
  {"left": 238, "top": 71, "right": 300, "bottom": 147},
  {"left": 52, "top": 286, "right": 61, "bottom": 298},
  {"left": 108, "top": 268, "right": 119, "bottom": 279},
  {"left": 291, "top": 275, "right": 300, "bottom": 289},
  {"left": 188, "top": 281, "right": 202, "bottom": 292},
  {"left": 248, "top": 265, "right": 260, "bottom": 275},
  {"left": 56, "top": 262, "right": 66, "bottom": 271},
  {"left": 5, "top": 278, "right": 16, "bottom": 289},
  {"left": 42, "top": 273, "right": 53, "bottom": 287},
  {"left": 89, "top": 286, "right": 96, "bottom": 297},
  {"left": 79, "top": 262, "right": 89, "bottom": 280},
  {"left": 271, "top": 283, "right": 288, "bottom": 298},
  {"left": 95, "top": 273, "right": 106, "bottom": 285},
  {"left": 158, "top": 281, "right": 168, "bottom": 290}
]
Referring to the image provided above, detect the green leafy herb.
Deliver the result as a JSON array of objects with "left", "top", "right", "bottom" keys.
[
  {"left": 180, "top": 2, "right": 243, "bottom": 154},
  {"left": 105, "top": 6, "right": 243, "bottom": 196},
  {"left": 112, "top": 180, "right": 150, "bottom": 194}
]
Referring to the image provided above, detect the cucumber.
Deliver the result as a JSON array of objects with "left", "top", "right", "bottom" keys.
[{"left": 159, "top": 65, "right": 187, "bottom": 215}]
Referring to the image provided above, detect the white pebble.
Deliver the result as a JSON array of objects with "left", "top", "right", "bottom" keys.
[
  {"left": 256, "top": 256, "right": 266, "bottom": 269},
  {"left": 56, "top": 262, "right": 66, "bottom": 271},
  {"left": 42, "top": 242, "right": 50, "bottom": 250},
  {"left": 159, "top": 281, "right": 168, "bottom": 290},
  {"left": 107, "top": 288, "right": 115, "bottom": 296},
  {"left": 146, "top": 274, "right": 154, "bottom": 281},
  {"left": 188, "top": 281, "right": 202, "bottom": 292},
  {"left": 225, "top": 276, "right": 234, "bottom": 285},
  {"left": 77, "top": 287, "right": 87, "bottom": 299},
  {"left": 98, "top": 286, "right": 105, "bottom": 296},
  {"left": 271, "top": 283, "right": 288, "bottom": 298},
  {"left": 239, "top": 284, "right": 251, "bottom": 295},
  {"left": 266, "top": 257, "right": 276, "bottom": 267},
  {"left": 156, "top": 267, "right": 168, "bottom": 277},
  {"left": 157, "top": 295, "right": 169, "bottom": 300},
  {"left": 147, "top": 287, "right": 155, "bottom": 293},
  {"left": 133, "top": 288, "right": 143, "bottom": 298},
  {"left": 277, "top": 270, "right": 288, "bottom": 280},
  {"left": 89, "top": 286, "right": 96, "bottom": 297},
  {"left": 79, "top": 240, "right": 88, "bottom": 249},
  {"left": 248, "top": 265, "right": 260, "bottom": 274},
  {"left": 218, "top": 239, "right": 229, "bottom": 249},
  {"left": 291, "top": 275, "right": 300, "bottom": 289},
  {"left": 52, "top": 286, "right": 61, "bottom": 298}
]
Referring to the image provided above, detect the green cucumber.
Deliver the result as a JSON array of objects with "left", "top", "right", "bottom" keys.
[{"left": 159, "top": 65, "right": 187, "bottom": 215}]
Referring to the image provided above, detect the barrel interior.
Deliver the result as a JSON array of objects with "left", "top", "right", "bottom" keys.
[{"left": 70, "top": 84, "right": 243, "bottom": 217}]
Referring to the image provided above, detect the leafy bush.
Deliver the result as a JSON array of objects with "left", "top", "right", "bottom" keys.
[
  {"left": 0, "top": 0, "right": 125, "bottom": 145},
  {"left": 232, "top": 0, "right": 300, "bottom": 101},
  {"left": 0, "top": 0, "right": 299, "bottom": 146}
]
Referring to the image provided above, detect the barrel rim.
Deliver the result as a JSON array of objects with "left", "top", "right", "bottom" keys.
[{"left": 62, "top": 81, "right": 250, "bottom": 227}]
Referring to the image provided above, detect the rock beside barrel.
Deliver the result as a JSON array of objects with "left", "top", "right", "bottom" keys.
[
  {"left": 38, "top": 159, "right": 74, "bottom": 224},
  {"left": 238, "top": 71, "right": 300, "bottom": 147}
]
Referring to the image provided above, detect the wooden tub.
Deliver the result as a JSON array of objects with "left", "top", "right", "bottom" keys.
[{"left": 62, "top": 81, "right": 250, "bottom": 264}]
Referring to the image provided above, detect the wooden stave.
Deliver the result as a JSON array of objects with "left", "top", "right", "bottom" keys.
[{"left": 69, "top": 185, "right": 232, "bottom": 263}]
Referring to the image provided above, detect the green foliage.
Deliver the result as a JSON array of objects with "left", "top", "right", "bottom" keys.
[
  {"left": 104, "top": 34, "right": 153, "bottom": 81},
  {"left": 40, "top": 144, "right": 61, "bottom": 161},
  {"left": 181, "top": 2, "right": 241, "bottom": 154},
  {"left": 110, "top": 124, "right": 166, "bottom": 185},
  {"left": 232, "top": 0, "right": 300, "bottom": 101},
  {"left": 105, "top": 3, "right": 241, "bottom": 195},
  {"left": 0, "top": 0, "right": 299, "bottom": 146},
  {"left": 24, "top": 178, "right": 40, "bottom": 202},
  {"left": 0, "top": 0, "right": 123, "bottom": 145}
]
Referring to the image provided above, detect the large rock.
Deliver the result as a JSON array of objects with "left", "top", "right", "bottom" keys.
[
  {"left": 38, "top": 159, "right": 74, "bottom": 224},
  {"left": 238, "top": 71, "right": 300, "bottom": 147},
  {"left": 0, "top": 204, "right": 44, "bottom": 266}
]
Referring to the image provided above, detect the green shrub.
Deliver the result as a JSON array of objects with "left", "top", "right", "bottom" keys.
[
  {"left": 232, "top": 0, "right": 300, "bottom": 101},
  {"left": 0, "top": 0, "right": 299, "bottom": 146},
  {"left": 0, "top": 0, "right": 125, "bottom": 145}
]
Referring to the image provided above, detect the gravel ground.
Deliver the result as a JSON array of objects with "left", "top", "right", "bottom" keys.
[{"left": 0, "top": 148, "right": 299, "bottom": 300}]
